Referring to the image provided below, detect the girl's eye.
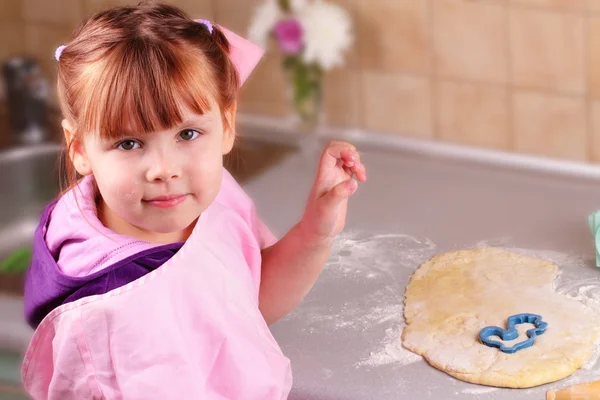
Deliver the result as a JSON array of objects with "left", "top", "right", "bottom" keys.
[
  {"left": 117, "top": 140, "right": 140, "bottom": 151},
  {"left": 179, "top": 129, "right": 200, "bottom": 141}
]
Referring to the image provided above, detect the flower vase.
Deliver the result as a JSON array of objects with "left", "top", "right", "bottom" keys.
[
  {"left": 284, "top": 56, "right": 323, "bottom": 133},
  {"left": 290, "top": 83, "right": 322, "bottom": 132}
]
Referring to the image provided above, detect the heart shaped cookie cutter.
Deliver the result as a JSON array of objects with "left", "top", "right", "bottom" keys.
[{"left": 479, "top": 313, "right": 548, "bottom": 354}]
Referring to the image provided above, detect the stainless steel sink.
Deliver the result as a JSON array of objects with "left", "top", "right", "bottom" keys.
[
  {"left": 0, "top": 144, "right": 63, "bottom": 295},
  {"left": 0, "top": 136, "right": 296, "bottom": 296}
]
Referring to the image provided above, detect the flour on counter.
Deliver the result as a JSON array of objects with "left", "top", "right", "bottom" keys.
[
  {"left": 556, "top": 284, "right": 600, "bottom": 386},
  {"left": 461, "top": 387, "right": 499, "bottom": 395},
  {"left": 282, "top": 230, "right": 437, "bottom": 367},
  {"left": 356, "top": 325, "right": 422, "bottom": 367},
  {"left": 287, "top": 231, "right": 436, "bottom": 328},
  {"left": 330, "top": 232, "right": 437, "bottom": 278}
]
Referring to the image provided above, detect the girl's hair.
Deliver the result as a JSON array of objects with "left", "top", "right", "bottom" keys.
[{"left": 57, "top": 1, "right": 240, "bottom": 191}]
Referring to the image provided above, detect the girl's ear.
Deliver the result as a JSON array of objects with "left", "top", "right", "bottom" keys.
[
  {"left": 62, "top": 119, "right": 92, "bottom": 176},
  {"left": 222, "top": 102, "right": 237, "bottom": 156}
]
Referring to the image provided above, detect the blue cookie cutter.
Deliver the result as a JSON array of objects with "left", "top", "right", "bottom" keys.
[{"left": 479, "top": 313, "right": 548, "bottom": 354}]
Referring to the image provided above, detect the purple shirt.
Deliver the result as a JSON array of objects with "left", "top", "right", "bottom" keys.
[{"left": 24, "top": 200, "right": 182, "bottom": 328}]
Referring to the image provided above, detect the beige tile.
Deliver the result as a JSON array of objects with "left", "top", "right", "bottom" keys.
[
  {"left": 590, "top": 0, "right": 600, "bottom": 11},
  {"left": 323, "top": 68, "right": 361, "bottom": 127},
  {"left": 361, "top": 71, "right": 432, "bottom": 138},
  {"left": 237, "top": 101, "right": 290, "bottom": 117},
  {"left": 215, "top": 0, "right": 262, "bottom": 37},
  {"left": 165, "top": 0, "right": 214, "bottom": 20},
  {"left": 83, "top": 0, "right": 134, "bottom": 16},
  {"left": 357, "top": 0, "right": 430, "bottom": 74},
  {"left": 84, "top": 0, "right": 214, "bottom": 19},
  {"left": 513, "top": 90, "right": 587, "bottom": 160},
  {"left": 0, "top": 22, "right": 26, "bottom": 60},
  {"left": 436, "top": 80, "right": 510, "bottom": 150},
  {"left": 23, "top": 0, "right": 83, "bottom": 25},
  {"left": 238, "top": 52, "right": 290, "bottom": 117},
  {"left": 591, "top": 101, "right": 600, "bottom": 161},
  {"left": 511, "top": 0, "right": 587, "bottom": 10},
  {"left": 25, "top": 24, "right": 74, "bottom": 79},
  {"left": 510, "top": 8, "right": 585, "bottom": 94},
  {"left": 433, "top": 0, "right": 508, "bottom": 83},
  {"left": 588, "top": 17, "right": 600, "bottom": 99},
  {"left": 0, "top": 0, "right": 22, "bottom": 20}
]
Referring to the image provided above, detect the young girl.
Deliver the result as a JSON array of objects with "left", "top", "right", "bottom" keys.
[{"left": 21, "top": 2, "right": 367, "bottom": 399}]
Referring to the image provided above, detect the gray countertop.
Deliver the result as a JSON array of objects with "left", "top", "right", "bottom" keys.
[{"left": 240, "top": 126, "right": 600, "bottom": 400}]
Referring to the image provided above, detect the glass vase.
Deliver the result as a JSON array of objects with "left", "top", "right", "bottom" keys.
[{"left": 284, "top": 57, "right": 323, "bottom": 133}]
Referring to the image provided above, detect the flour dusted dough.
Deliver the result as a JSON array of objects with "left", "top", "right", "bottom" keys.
[{"left": 402, "top": 248, "right": 600, "bottom": 388}]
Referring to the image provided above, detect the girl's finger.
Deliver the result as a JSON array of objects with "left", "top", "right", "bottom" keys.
[
  {"left": 319, "top": 178, "right": 358, "bottom": 209},
  {"left": 342, "top": 165, "right": 354, "bottom": 177},
  {"left": 355, "top": 161, "right": 367, "bottom": 182}
]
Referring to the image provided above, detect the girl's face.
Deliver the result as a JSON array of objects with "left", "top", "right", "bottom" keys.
[{"left": 66, "top": 102, "right": 235, "bottom": 243}]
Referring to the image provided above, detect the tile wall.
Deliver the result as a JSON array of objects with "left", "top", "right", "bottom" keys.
[{"left": 3, "top": 0, "right": 600, "bottom": 162}]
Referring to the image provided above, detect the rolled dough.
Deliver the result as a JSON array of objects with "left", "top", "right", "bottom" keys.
[{"left": 402, "top": 248, "right": 600, "bottom": 388}]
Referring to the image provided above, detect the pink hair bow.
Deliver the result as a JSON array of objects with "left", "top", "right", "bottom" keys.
[{"left": 194, "top": 20, "right": 264, "bottom": 86}]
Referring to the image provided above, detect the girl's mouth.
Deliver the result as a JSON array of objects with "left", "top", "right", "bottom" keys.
[{"left": 143, "top": 194, "right": 188, "bottom": 208}]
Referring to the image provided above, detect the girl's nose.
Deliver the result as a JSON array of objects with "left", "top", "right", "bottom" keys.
[{"left": 145, "top": 154, "right": 181, "bottom": 182}]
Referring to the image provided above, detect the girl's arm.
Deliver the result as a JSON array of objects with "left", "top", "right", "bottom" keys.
[{"left": 259, "top": 141, "right": 367, "bottom": 325}]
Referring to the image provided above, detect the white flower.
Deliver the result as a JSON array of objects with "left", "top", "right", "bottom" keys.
[
  {"left": 297, "top": 0, "right": 353, "bottom": 71},
  {"left": 289, "top": 0, "right": 308, "bottom": 13},
  {"left": 247, "top": 0, "right": 282, "bottom": 48}
]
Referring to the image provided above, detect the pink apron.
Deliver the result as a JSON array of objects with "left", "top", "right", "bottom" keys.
[{"left": 21, "top": 196, "right": 292, "bottom": 399}]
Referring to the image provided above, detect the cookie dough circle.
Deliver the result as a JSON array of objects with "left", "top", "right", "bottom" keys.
[{"left": 402, "top": 248, "right": 600, "bottom": 388}]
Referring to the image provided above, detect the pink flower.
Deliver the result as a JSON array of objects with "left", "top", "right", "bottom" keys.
[{"left": 273, "top": 18, "right": 303, "bottom": 55}]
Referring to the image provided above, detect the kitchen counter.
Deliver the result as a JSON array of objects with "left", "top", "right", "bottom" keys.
[{"left": 239, "top": 119, "right": 600, "bottom": 400}]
